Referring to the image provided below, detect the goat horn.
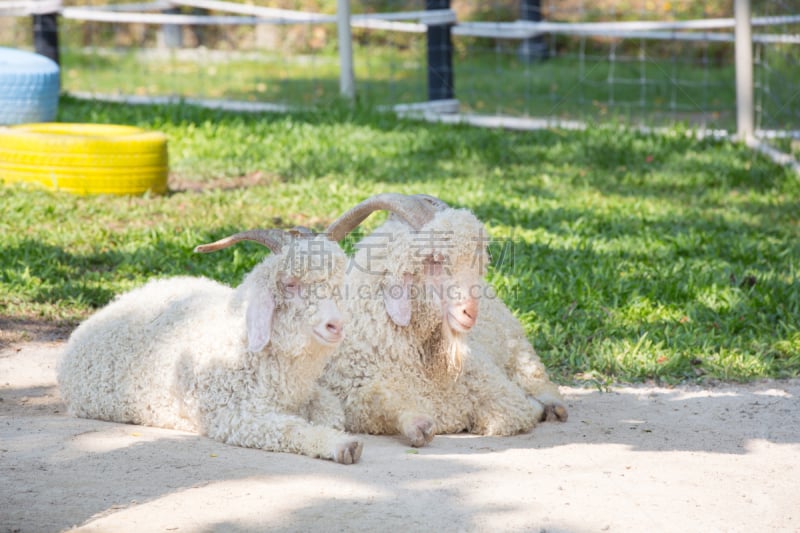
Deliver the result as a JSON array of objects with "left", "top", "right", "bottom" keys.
[
  {"left": 287, "top": 226, "right": 315, "bottom": 237},
  {"left": 194, "top": 229, "right": 288, "bottom": 254},
  {"left": 410, "top": 194, "right": 449, "bottom": 211},
  {"left": 325, "top": 193, "right": 437, "bottom": 241}
]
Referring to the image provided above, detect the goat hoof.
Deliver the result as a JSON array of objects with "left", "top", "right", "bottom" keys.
[
  {"left": 334, "top": 438, "right": 364, "bottom": 465},
  {"left": 402, "top": 414, "right": 436, "bottom": 447},
  {"left": 543, "top": 403, "right": 568, "bottom": 422}
]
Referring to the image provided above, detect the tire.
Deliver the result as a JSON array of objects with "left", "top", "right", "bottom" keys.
[
  {"left": 0, "top": 47, "right": 60, "bottom": 125},
  {"left": 0, "top": 123, "right": 169, "bottom": 195}
]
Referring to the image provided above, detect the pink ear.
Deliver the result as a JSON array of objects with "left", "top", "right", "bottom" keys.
[
  {"left": 382, "top": 273, "right": 412, "bottom": 327},
  {"left": 246, "top": 288, "right": 276, "bottom": 352}
]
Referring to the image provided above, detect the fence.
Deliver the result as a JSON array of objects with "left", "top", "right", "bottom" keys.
[{"left": 2, "top": 0, "right": 798, "bottom": 168}]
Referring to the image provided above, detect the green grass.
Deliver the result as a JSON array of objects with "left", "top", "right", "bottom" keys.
[{"left": 2, "top": 96, "right": 799, "bottom": 385}]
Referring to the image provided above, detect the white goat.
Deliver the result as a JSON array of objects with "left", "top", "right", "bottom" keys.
[
  {"left": 57, "top": 229, "right": 363, "bottom": 464},
  {"left": 321, "top": 193, "right": 567, "bottom": 447}
]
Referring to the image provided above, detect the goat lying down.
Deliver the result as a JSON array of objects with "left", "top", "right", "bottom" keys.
[
  {"left": 58, "top": 229, "right": 363, "bottom": 464},
  {"left": 321, "top": 193, "right": 567, "bottom": 447}
]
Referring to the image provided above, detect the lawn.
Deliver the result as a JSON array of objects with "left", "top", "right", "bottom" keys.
[{"left": 1, "top": 95, "right": 798, "bottom": 384}]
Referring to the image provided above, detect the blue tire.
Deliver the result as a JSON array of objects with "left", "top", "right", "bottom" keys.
[{"left": 0, "top": 47, "right": 60, "bottom": 125}]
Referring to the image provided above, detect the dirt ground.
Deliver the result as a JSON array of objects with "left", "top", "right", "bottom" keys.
[{"left": 1, "top": 340, "right": 798, "bottom": 533}]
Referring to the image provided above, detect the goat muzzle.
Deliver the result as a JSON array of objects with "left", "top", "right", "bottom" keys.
[
  {"left": 447, "top": 298, "right": 479, "bottom": 332},
  {"left": 313, "top": 300, "right": 345, "bottom": 346}
]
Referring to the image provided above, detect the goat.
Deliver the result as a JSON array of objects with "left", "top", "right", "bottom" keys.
[
  {"left": 57, "top": 229, "right": 363, "bottom": 464},
  {"left": 321, "top": 193, "right": 566, "bottom": 447}
]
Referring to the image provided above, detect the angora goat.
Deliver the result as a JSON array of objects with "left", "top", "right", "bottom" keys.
[
  {"left": 321, "top": 193, "right": 566, "bottom": 447},
  {"left": 58, "top": 229, "right": 363, "bottom": 464}
]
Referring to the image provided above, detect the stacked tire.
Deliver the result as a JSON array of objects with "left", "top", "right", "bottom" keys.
[
  {"left": 0, "top": 47, "right": 168, "bottom": 195},
  {"left": 0, "top": 47, "right": 59, "bottom": 124}
]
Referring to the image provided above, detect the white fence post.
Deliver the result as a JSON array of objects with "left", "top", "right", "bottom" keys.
[
  {"left": 336, "top": 0, "right": 355, "bottom": 101},
  {"left": 734, "top": 0, "right": 754, "bottom": 141}
]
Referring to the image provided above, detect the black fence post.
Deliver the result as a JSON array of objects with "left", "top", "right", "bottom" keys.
[
  {"left": 426, "top": 0, "right": 453, "bottom": 101},
  {"left": 519, "top": 0, "right": 547, "bottom": 62},
  {"left": 33, "top": 11, "right": 60, "bottom": 66}
]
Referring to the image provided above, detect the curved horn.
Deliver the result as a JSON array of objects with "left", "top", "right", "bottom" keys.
[
  {"left": 194, "top": 229, "right": 288, "bottom": 254},
  {"left": 325, "top": 193, "right": 437, "bottom": 242},
  {"left": 411, "top": 194, "right": 449, "bottom": 211},
  {"left": 287, "top": 225, "right": 315, "bottom": 237}
]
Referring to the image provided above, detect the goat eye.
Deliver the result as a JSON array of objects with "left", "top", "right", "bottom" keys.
[
  {"left": 283, "top": 277, "right": 300, "bottom": 291},
  {"left": 422, "top": 254, "right": 445, "bottom": 276}
]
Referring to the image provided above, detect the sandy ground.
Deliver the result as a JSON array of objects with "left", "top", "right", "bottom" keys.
[{"left": 1, "top": 341, "right": 798, "bottom": 533}]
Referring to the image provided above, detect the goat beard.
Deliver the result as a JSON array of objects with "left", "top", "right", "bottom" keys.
[{"left": 423, "top": 320, "right": 468, "bottom": 380}]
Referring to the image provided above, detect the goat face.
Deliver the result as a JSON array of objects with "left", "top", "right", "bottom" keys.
[
  {"left": 282, "top": 236, "right": 347, "bottom": 350},
  {"left": 355, "top": 209, "right": 490, "bottom": 339},
  {"left": 247, "top": 236, "right": 347, "bottom": 356}
]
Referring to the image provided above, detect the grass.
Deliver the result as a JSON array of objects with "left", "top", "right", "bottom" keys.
[{"left": 1, "top": 95, "right": 799, "bottom": 385}]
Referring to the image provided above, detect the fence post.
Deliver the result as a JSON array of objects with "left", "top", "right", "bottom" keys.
[
  {"left": 159, "top": 7, "right": 183, "bottom": 49},
  {"left": 336, "top": 0, "right": 355, "bottom": 101},
  {"left": 426, "top": 0, "right": 453, "bottom": 101},
  {"left": 519, "top": 0, "right": 547, "bottom": 61},
  {"left": 734, "top": 0, "right": 753, "bottom": 141},
  {"left": 33, "top": 11, "right": 60, "bottom": 66}
]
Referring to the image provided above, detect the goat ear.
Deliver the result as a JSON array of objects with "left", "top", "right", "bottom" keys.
[
  {"left": 246, "top": 287, "right": 276, "bottom": 352},
  {"left": 382, "top": 273, "right": 412, "bottom": 327}
]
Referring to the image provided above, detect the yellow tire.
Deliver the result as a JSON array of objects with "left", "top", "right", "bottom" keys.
[{"left": 0, "top": 123, "right": 168, "bottom": 195}]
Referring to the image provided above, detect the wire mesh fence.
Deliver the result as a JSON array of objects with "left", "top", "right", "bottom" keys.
[
  {"left": 753, "top": 0, "right": 800, "bottom": 160},
  {"left": 454, "top": 5, "right": 735, "bottom": 130}
]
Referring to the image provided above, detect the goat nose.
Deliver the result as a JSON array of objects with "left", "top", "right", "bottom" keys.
[
  {"left": 463, "top": 298, "right": 478, "bottom": 320},
  {"left": 462, "top": 300, "right": 477, "bottom": 320},
  {"left": 326, "top": 318, "right": 343, "bottom": 337},
  {"left": 456, "top": 298, "right": 479, "bottom": 329}
]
